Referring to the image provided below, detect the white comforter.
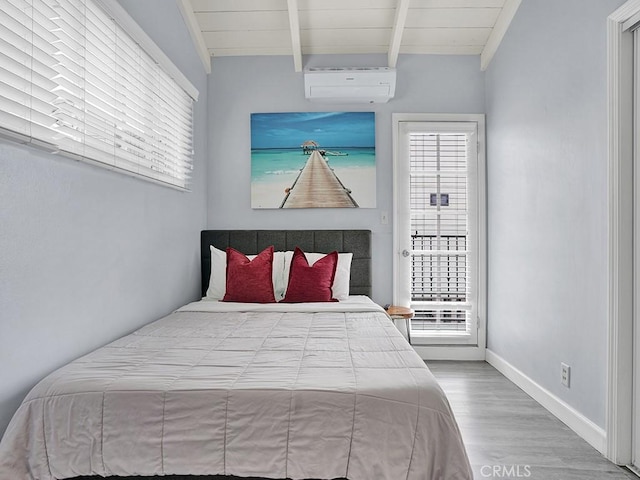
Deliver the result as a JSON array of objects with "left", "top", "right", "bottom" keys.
[{"left": 0, "top": 297, "right": 472, "bottom": 480}]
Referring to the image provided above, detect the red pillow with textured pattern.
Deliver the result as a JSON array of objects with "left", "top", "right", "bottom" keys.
[
  {"left": 222, "top": 246, "right": 276, "bottom": 303},
  {"left": 281, "top": 247, "right": 338, "bottom": 303}
]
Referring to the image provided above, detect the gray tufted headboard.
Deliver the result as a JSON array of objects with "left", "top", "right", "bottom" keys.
[{"left": 201, "top": 230, "right": 372, "bottom": 298}]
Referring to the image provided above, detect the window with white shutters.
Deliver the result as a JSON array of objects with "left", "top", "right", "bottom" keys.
[
  {"left": 394, "top": 116, "right": 485, "bottom": 348},
  {"left": 0, "top": 0, "right": 197, "bottom": 190},
  {"left": 409, "top": 132, "right": 470, "bottom": 333}
]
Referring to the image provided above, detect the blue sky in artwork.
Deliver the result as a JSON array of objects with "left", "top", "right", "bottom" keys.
[{"left": 251, "top": 112, "right": 375, "bottom": 149}]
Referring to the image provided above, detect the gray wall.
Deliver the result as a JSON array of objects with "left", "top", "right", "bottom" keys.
[
  {"left": 485, "top": 0, "right": 625, "bottom": 428},
  {"left": 0, "top": 0, "right": 208, "bottom": 438},
  {"left": 207, "top": 53, "right": 485, "bottom": 304}
]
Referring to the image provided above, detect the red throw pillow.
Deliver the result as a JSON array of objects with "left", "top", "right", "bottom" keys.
[
  {"left": 222, "top": 246, "right": 276, "bottom": 303},
  {"left": 281, "top": 247, "right": 338, "bottom": 303}
]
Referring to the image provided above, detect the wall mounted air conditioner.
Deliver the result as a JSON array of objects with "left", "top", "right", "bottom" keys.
[{"left": 304, "top": 67, "right": 396, "bottom": 104}]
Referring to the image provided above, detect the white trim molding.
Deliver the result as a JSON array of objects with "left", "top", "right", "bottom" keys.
[
  {"left": 607, "top": 0, "right": 640, "bottom": 466},
  {"left": 486, "top": 350, "right": 607, "bottom": 455}
]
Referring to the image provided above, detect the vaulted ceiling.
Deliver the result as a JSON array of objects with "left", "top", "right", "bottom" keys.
[{"left": 177, "top": 0, "right": 521, "bottom": 74}]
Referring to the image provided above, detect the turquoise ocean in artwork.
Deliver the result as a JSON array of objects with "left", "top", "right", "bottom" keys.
[
  {"left": 251, "top": 147, "right": 376, "bottom": 183},
  {"left": 250, "top": 112, "right": 376, "bottom": 208}
]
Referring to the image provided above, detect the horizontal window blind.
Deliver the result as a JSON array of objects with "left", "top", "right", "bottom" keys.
[
  {"left": 1, "top": 0, "right": 59, "bottom": 146},
  {"left": 0, "top": 0, "right": 196, "bottom": 190},
  {"left": 409, "top": 132, "right": 471, "bottom": 333}
]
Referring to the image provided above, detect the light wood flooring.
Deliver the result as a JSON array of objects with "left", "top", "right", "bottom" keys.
[{"left": 427, "top": 361, "right": 637, "bottom": 480}]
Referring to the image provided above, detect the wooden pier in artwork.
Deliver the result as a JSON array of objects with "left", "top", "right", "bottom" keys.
[{"left": 280, "top": 151, "right": 358, "bottom": 208}]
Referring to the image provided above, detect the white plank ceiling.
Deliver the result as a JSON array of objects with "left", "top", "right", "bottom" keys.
[{"left": 180, "top": 0, "right": 521, "bottom": 73}]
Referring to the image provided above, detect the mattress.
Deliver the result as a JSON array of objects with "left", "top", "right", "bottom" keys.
[{"left": 0, "top": 296, "right": 472, "bottom": 480}]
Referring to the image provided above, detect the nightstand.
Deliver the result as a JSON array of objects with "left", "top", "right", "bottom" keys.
[{"left": 385, "top": 305, "right": 414, "bottom": 343}]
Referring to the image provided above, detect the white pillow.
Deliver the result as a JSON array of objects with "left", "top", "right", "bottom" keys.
[
  {"left": 205, "top": 246, "right": 287, "bottom": 301},
  {"left": 205, "top": 246, "right": 227, "bottom": 300},
  {"left": 283, "top": 251, "right": 353, "bottom": 301},
  {"left": 269, "top": 252, "right": 287, "bottom": 300}
]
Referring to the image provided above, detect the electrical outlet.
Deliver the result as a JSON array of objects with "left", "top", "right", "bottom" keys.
[{"left": 561, "top": 363, "right": 571, "bottom": 388}]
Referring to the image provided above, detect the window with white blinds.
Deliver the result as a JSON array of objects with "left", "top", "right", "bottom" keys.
[
  {"left": 409, "top": 132, "right": 471, "bottom": 333},
  {"left": 0, "top": 0, "right": 197, "bottom": 190}
]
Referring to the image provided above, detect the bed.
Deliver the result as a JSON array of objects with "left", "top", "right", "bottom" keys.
[{"left": 0, "top": 230, "right": 472, "bottom": 480}]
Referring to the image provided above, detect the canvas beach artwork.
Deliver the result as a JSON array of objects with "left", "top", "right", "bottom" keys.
[{"left": 251, "top": 112, "right": 376, "bottom": 209}]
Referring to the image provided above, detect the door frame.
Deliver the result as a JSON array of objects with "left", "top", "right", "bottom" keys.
[
  {"left": 635, "top": 29, "right": 640, "bottom": 472},
  {"left": 392, "top": 113, "right": 486, "bottom": 361},
  {"left": 607, "top": 0, "right": 640, "bottom": 465}
]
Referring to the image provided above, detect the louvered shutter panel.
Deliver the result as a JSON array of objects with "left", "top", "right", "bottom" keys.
[{"left": 409, "top": 132, "right": 471, "bottom": 333}]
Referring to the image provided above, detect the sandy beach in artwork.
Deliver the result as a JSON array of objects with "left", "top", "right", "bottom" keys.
[{"left": 251, "top": 171, "right": 300, "bottom": 208}]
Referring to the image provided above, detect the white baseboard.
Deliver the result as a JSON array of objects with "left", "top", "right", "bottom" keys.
[
  {"left": 413, "top": 345, "right": 486, "bottom": 361},
  {"left": 485, "top": 349, "right": 607, "bottom": 455}
]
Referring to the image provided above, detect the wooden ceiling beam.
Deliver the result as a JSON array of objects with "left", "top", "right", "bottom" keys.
[
  {"left": 480, "top": 0, "right": 521, "bottom": 71},
  {"left": 388, "top": 0, "right": 411, "bottom": 68},
  {"left": 287, "top": 0, "right": 303, "bottom": 72},
  {"left": 177, "top": 0, "right": 211, "bottom": 74}
]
